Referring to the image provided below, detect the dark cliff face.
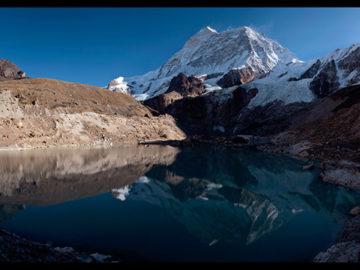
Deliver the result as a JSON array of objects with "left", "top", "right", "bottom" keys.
[
  {"left": 217, "top": 67, "right": 257, "bottom": 88},
  {"left": 0, "top": 59, "right": 26, "bottom": 81},
  {"left": 143, "top": 73, "right": 206, "bottom": 115},
  {"left": 166, "top": 72, "right": 206, "bottom": 97},
  {"left": 310, "top": 60, "right": 340, "bottom": 98},
  {"left": 288, "top": 60, "right": 322, "bottom": 82},
  {"left": 338, "top": 46, "right": 360, "bottom": 85},
  {"left": 232, "top": 100, "right": 315, "bottom": 136},
  {"left": 166, "top": 87, "right": 260, "bottom": 136},
  {"left": 145, "top": 82, "right": 314, "bottom": 137}
]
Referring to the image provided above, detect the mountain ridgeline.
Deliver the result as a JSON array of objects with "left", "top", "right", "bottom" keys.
[{"left": 108, "top": 26, "right": 360, "bottom": 139}]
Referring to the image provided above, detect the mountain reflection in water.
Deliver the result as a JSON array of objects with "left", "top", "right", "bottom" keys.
[{"left": 0, "top": 145, "right": 359, "bottom": 262}]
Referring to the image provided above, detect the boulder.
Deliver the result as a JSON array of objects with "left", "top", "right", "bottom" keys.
[
  {"left": 302, "top": 163, "right": 314, "bottom": 170},
  {"left": 0, "top": 59, "right": 26, "bottom": 81},
  {"left": 350, "top": 206, "right": 360, "bottom": 216}
]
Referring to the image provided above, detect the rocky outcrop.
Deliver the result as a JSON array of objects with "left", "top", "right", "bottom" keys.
[
  {"left": 216, "top": 67, "right": 257, "bottom": 88},
  {"left": 310, "top": 60, "right": 340, "bottom": 98},
  {"left": 165, "top": 72, "right": 205, "bottom": 97},
  {"left": 142, "top": 72, "right": 206, "bottom": 114},
  {"left": 320, "top": 166, "right": 360, "bottom": 190},
  {"left": 143, "top": 91, "right": 183, "bottom": 115},
  {"left": 0, "top": 59, "right": 26, "bottom": 81},
  {"left": 350, "top": 206, "right": 360, "bottom": 216},
  {"left": 314, "top": 215, "right": 360, "bottom": 263},
  {"left": 340, "top": 215, "right": 360, "bottom": 243}
]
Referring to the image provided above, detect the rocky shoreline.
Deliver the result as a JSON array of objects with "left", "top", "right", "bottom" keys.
[{"left": 0, "top": 228, "right": 122, "bottom": 263}]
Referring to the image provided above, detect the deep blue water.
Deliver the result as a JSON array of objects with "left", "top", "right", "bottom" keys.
[{"left": 0, "top": 145, "right": 359, "bottom": 262}]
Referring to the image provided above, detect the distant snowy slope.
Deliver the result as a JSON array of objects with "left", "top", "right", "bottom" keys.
[{"left": 242, "top": 42, "right": 360, "bottom": 107}]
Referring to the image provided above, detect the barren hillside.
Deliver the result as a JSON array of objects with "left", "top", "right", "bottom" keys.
[{"left": 0, "top": 78, "right": 185, "bottom": 150}]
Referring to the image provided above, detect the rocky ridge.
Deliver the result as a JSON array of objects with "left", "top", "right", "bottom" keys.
[{"left": 0, "top": 76, "right": 185, "bottom": 151}]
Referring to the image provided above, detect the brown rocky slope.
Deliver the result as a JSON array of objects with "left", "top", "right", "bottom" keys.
[
  {"left": 0, "top": 78, "right": 185, "bottom": 150},
  {"left": 271, "top": 84, "right": 360, "bottom": 163}
]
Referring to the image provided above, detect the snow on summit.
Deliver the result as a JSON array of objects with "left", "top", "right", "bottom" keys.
[{"left": 107, "top": 26, "right": 300, "bottom": 100}]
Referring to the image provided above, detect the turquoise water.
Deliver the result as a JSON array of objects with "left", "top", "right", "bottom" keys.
[{"left": 0, "top": 145, "right": 359, "bottom": 262}]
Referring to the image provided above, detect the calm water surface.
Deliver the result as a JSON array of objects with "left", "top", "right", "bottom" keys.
[{"left": 0, "top": 144, "right": 359, "bottom": 262}]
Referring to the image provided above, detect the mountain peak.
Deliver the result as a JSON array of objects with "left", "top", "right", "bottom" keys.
[
  {"left": 194, "top": 26, "right": 218, "bottom": 37},
  {"left": 204, "top": 26, "right": 217, "bottom": 33},
  {"left": 183, "top": 26, "right": 218, "bottom": 48}
]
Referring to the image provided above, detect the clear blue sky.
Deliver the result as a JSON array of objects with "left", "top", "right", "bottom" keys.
[{"left": 1, "top": 7, "right": 360, "bottom": 87}]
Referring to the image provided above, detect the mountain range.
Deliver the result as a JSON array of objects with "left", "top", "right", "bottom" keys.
[
  {"left": 106, "top": 26, "right": 360, "bottom": 139},
  {"left": 107, "top": 25, "right": 360, "bottom": 105}
]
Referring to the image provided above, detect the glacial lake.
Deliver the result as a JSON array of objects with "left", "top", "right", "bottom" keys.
[{"left": 0, "top": 144, "right": 359, "bottom": 262}]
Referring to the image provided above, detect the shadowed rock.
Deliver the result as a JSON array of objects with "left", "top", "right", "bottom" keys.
[{"left": 310, "top": 60, "right": 340, "bottom": 98}]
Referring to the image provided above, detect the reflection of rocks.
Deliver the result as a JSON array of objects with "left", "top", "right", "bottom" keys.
[
  {"left": 0, "top": 145, "right": 179, "bottom": 206},
  {"left": 113, "top": 146, "right": 360, "bottom": 246},
  {"left": 0, "top": 204, "right": 24, "bottom": 222},
  {"left": 219, "top": 187, "right": 281, "bottom": 244}
]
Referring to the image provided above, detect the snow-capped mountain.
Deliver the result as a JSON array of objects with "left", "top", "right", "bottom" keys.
[
  {"left": 243, "top": 42, "right": 360, "bottom": 108},
  {"left": 108, "top": 25, "right": 360, "bottom": 107},
  {"left": 107, "top": 26, "right": 300, "bottom": 100}
]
